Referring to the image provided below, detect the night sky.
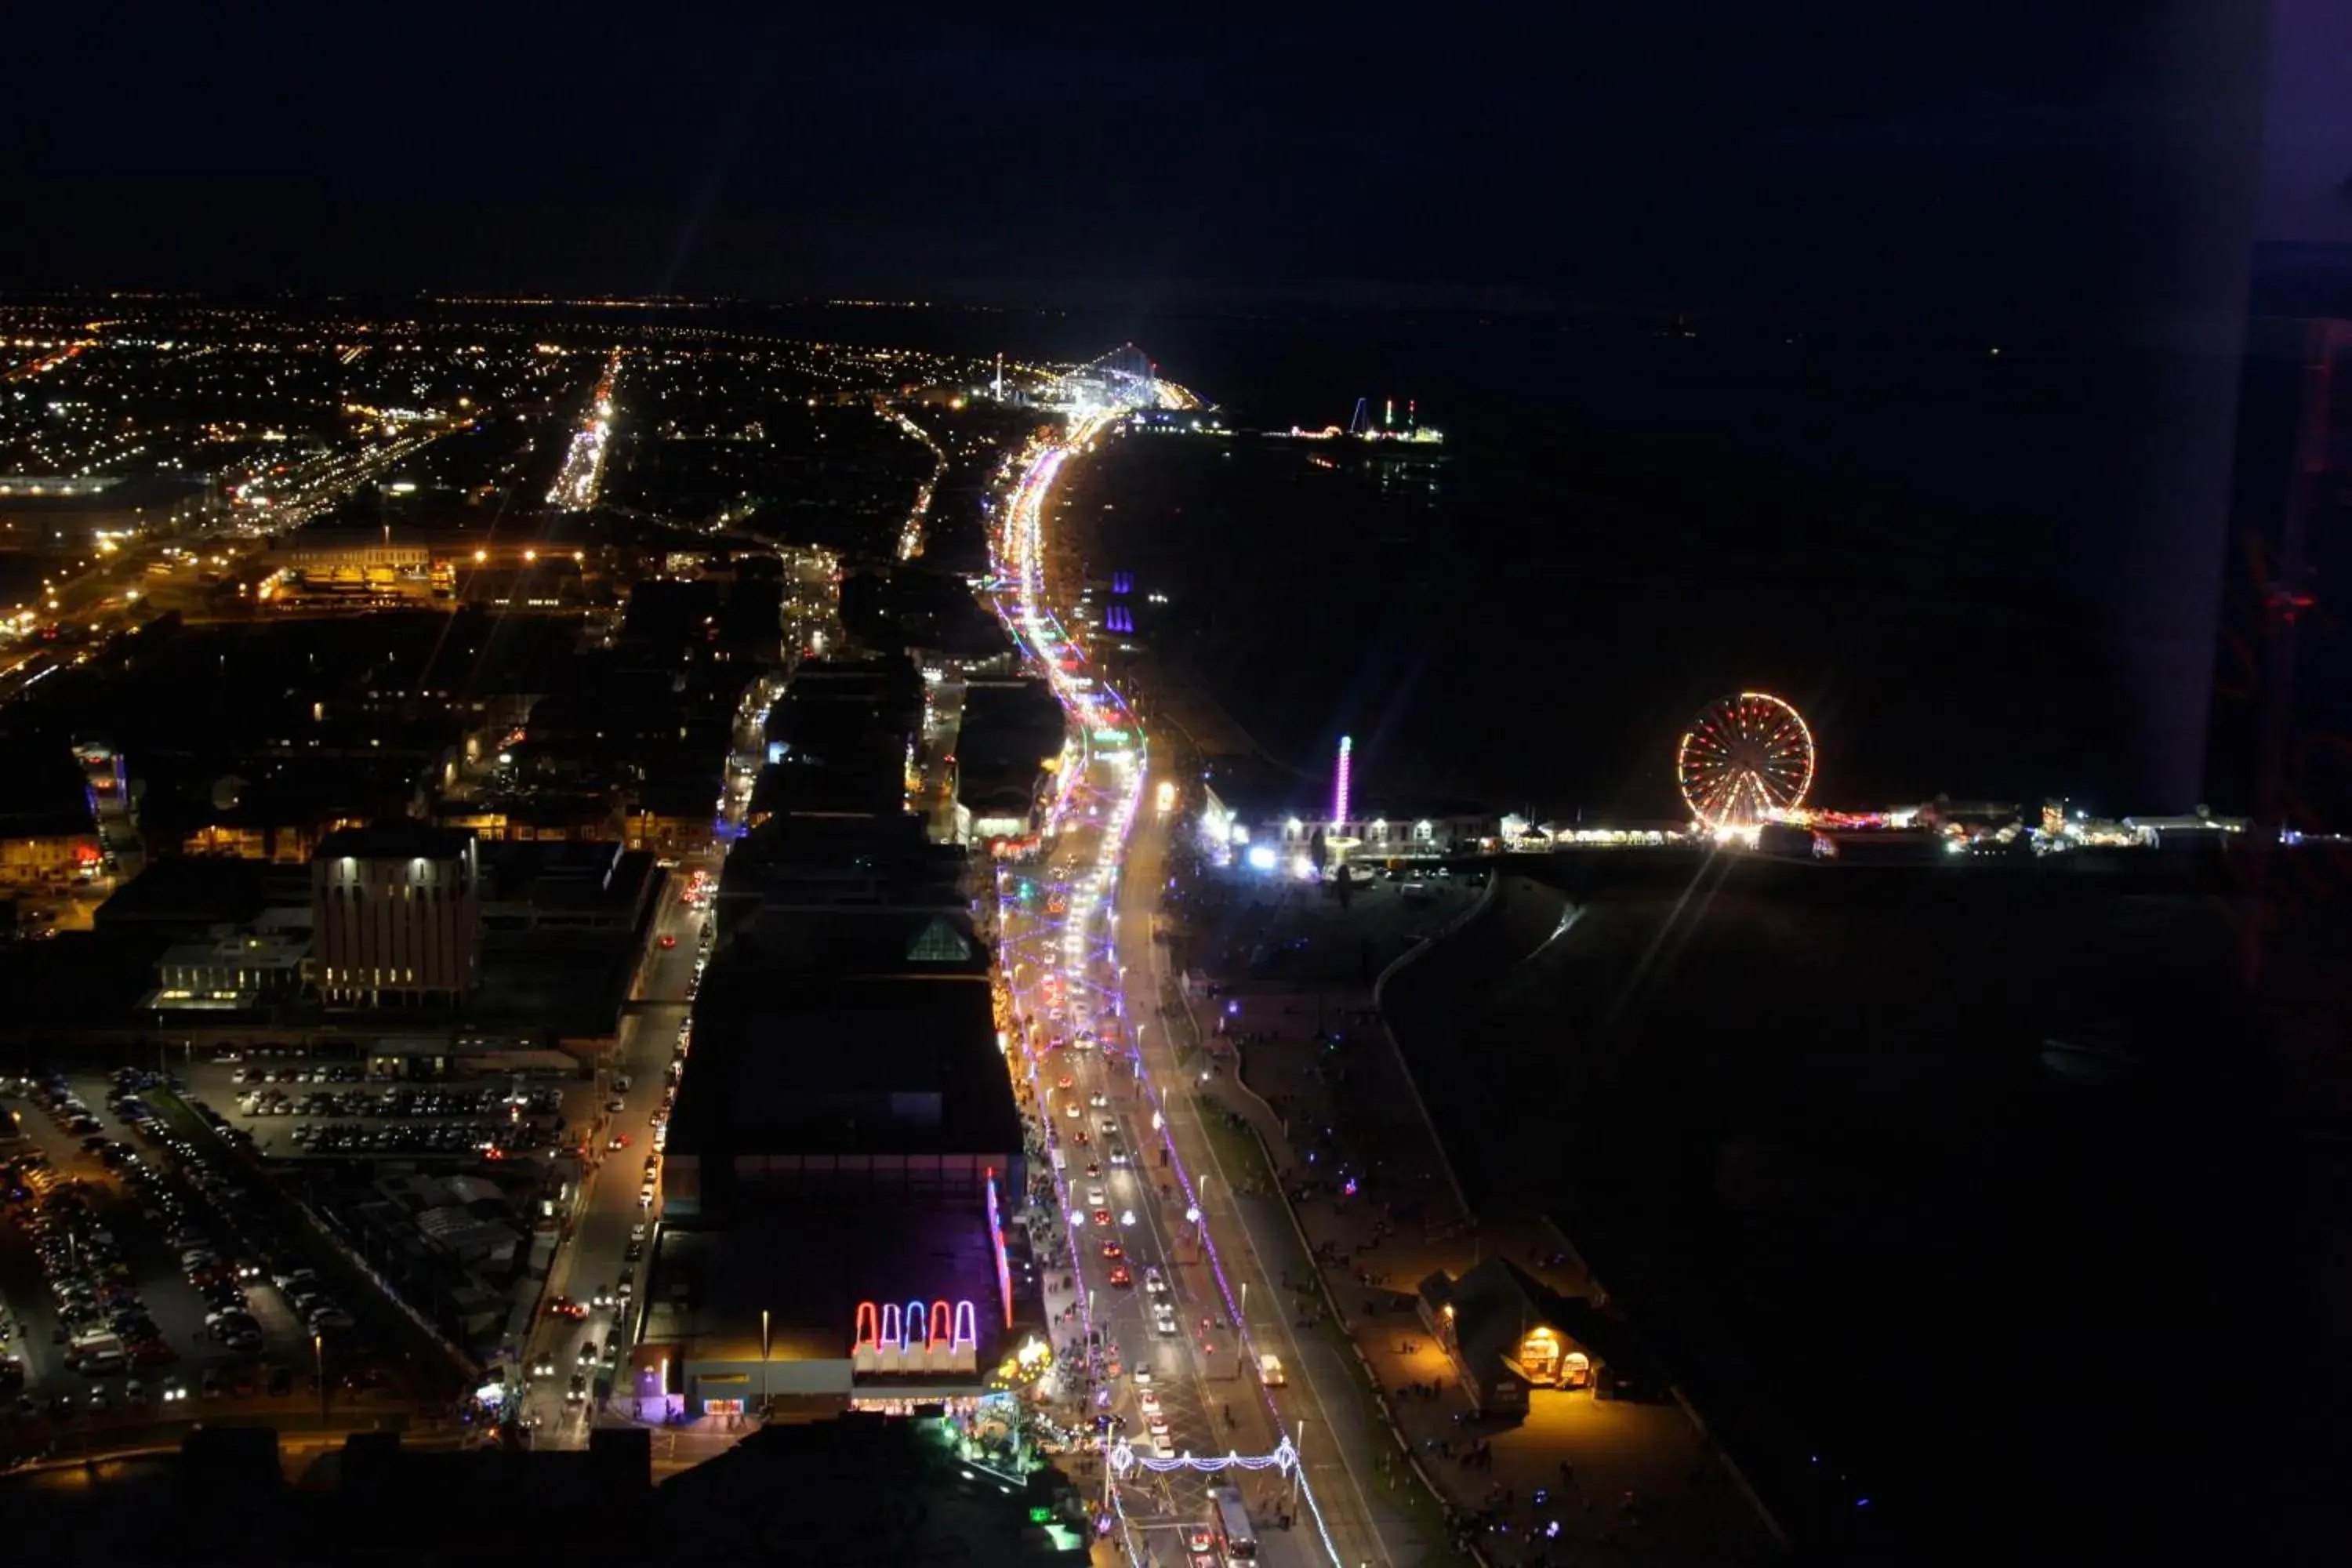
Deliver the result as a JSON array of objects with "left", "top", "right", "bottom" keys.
[{"left": 2, "top": 4, "right": 2278, "bottom": 318}]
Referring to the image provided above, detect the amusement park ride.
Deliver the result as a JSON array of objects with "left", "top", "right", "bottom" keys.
[{"left": 1676, "top": 691, "right": 1819, "bottom": 833}]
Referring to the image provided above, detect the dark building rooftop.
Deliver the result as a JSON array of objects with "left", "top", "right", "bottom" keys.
[
  {"left": 314, "top": 822, "right": 477, "bottom": 863},
  {"left": 642, "top": 1203, "right": 1007, "bottom": 1367},
  {"left": 95, "top": 855, "right": 308, "bottom": 934},
  {"left": 668, "top": 964, "right": 1014, "bottom": 1164},
  {"left": 747, "top": 750, "right": 906, "bottom": 821},
  {"left": 478, "top": 839, "right": 653, "bottom": 911},
  {"left": 0, "top": 931, "right": 174, "bottom": 1033},
  {"left": 0, "top": 739, "right": 96, "bottom": 839},
  {"left": 0, "top": 1418, "right": 1083, "bottom": 1564},
  {"left": 956, "top": 678, "right": 1064, "bottom": 803}
]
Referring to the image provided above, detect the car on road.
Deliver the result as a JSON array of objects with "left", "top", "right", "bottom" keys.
[
  {"left": 578, "top": 1340, "right": 598, "bottom": 1365},
  {"left": 1084, "top": 1185, "right": 1107, "bottom": 1208},
  {"left": 547, "top": 1297, "right": 586, "bottom": 1320},
  {"left": 1056, "top": 1076, "right": 1074, "bottom": 1091},
  {"left": 590, "top": 1284, "right": 613, "bottom": 1309},
  {"left": 1258, "top": 1352, "right": 1287, "bottom": 1387},
  {"left": 1099, "top": 1241, "right": 1123, "bottom": 1260},
  {"left": 1088, "top": 1092, "right": 1108, "bottom": 1109},
  {"left": 1108, "top": 1265, "right": 1132, "bottom": 1287},
  {"left": 1149, "top": 1416, "right": 1174, "bottom": 1456},
  {"left": 532, "top": 1356, "right": 556, "bottom": 1378},
  {"left": 1138, "top": 1389, "right": 1162, "bottom": 1418},
  {"left": 1143, "top": 1266, "right": 1167, "bottom": 1296},
  {"left": 566, "top": 1374, "right": 586, "bottom": 1404},
  {"left": 1063, "top": 1102, "right": 1080, "bottom": 1120},
  {"left": 608, "top": 1133, "right": 630, "bottom": 1149},
  {"left": 1107, "top": 1139, "right": 1128, "bottom": 1165},
  {"left": 658, "top": 935, "right": 677, "bottom": 949},
  {"left": 1091, "top": 1210, "right": 1112, "bottom": 1227}
]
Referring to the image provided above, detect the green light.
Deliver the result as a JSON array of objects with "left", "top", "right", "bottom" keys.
[{"left": 1028, "top": 1506, "right": 1053, "bottom": 1524}]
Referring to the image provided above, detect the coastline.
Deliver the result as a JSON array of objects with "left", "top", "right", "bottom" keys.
[
  {"left": 1151, "top": 856, "right": 1784, "bottom": 1565},
  {"left": 1062, "top": 436, "right": 1786, "bottom": 1563}
]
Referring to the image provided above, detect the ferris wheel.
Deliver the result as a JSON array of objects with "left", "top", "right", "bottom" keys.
[{"left": 1677, "top": 691, "right": 1817, "bottom": 829}]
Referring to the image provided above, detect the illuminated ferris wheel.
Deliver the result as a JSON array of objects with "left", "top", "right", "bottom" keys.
[{"left": 1676, "top": 691, "right": 1817, "bottom": 829}]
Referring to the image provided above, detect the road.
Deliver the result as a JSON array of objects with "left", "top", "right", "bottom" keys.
[
  {"left": 509, "top": 858, "right": 710, "bottom": 1443},
  {"left": 546, "top": 351, "right": 621, "bottom": 510},
  {"left": 514, "top": 668, "right": 777, "bottom": 1444},
  {"left": 989, "top": 407, "right": 1403, "bottom": 1566}
]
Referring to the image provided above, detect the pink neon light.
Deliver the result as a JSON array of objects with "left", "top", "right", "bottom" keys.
[
  {"left": 851, "top": 1298, "right": 982, "bottom": 1357},
  {"left": 986, "top": 1169, "right": 1015, "bottom": 1329},
  {"left": 1333, "top": 735, "right": 1353, "bottom": 826}
]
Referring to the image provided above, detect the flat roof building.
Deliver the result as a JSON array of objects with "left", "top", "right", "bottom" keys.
[{"left": 313, "top": 823, "right": 481, "bottom": 1008}]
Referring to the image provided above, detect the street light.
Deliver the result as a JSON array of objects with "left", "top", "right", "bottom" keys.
[
  {"left": 761, "top": 1308, "right": 771, "bottom": 1417},
  {"left": 313, "top": 1332, "right": 326, "bottom": 1428}
]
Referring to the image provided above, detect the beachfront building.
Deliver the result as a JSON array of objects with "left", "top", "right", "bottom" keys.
[{"left": 1414, "top": 1259, "right": 1671, "bottom": 1420}]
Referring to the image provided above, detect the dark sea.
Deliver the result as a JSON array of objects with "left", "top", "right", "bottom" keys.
[
  {"left": 1024, "top": 310, "right": 2334, "bottom": 1563},
  {"left": 1041, "top": 307, "right": 2238, "bottom": 823}
]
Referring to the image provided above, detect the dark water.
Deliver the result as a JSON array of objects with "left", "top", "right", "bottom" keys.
[
  {"left": 1040, "top": 312, "right": 2343, "bottom": 1563},
  {"left": 1070, "top": 311, "right": 2234, "bottom": 820},
  {"left": 1379, "top": 858, "right": 2343, "bottom": 1565}
]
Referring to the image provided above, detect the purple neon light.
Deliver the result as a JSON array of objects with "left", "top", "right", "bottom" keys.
[
  {"left": 1332, "top": 734, "right": 1352, "bottom": 828},
  {"left": 994, "top": 424, "right": 1345, "bottom": 1568}
]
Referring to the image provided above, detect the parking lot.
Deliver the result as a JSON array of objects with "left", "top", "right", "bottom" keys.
[
  {"left": 172, "top": 1055, "right": 580, "bottom": 1166},
  {"left": 0, "top": 1067, "right": 412, "bottom": 1457}
]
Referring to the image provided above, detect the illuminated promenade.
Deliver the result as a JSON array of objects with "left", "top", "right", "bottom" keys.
[{"left": 989, "top": 401, "right": 1411, "bottom": 1567}]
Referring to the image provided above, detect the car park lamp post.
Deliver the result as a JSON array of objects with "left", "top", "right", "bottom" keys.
[{"left": 313, "top": 1333, "right": 326, "bottom": 1427}]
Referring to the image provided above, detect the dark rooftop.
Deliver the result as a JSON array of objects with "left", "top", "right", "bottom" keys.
[
  {"left": 314, "top": 821, "right": 477, "bottom": 863},
  {"left": 0, "top": 1418, "right": 1083, "bottom": 1565},
  {"left": 641, "top": 1202, "right": 1006, "bottom": 1366},
  {"left": 668, "top": 969, "right": 1015, "bottom": 1163}
]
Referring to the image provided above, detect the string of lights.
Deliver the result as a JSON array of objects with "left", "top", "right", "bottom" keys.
[
  {"left": 1109, "top": 1436, "right": 1299, "bottom": 1475},
  {"left": 995, "top": 410, "right": 1349, "bottom": 1568}
]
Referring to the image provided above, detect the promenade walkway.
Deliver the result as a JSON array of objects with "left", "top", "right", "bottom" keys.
[{"left": 1160, "top": 866, "right": 1783, "bottom": 1566}]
